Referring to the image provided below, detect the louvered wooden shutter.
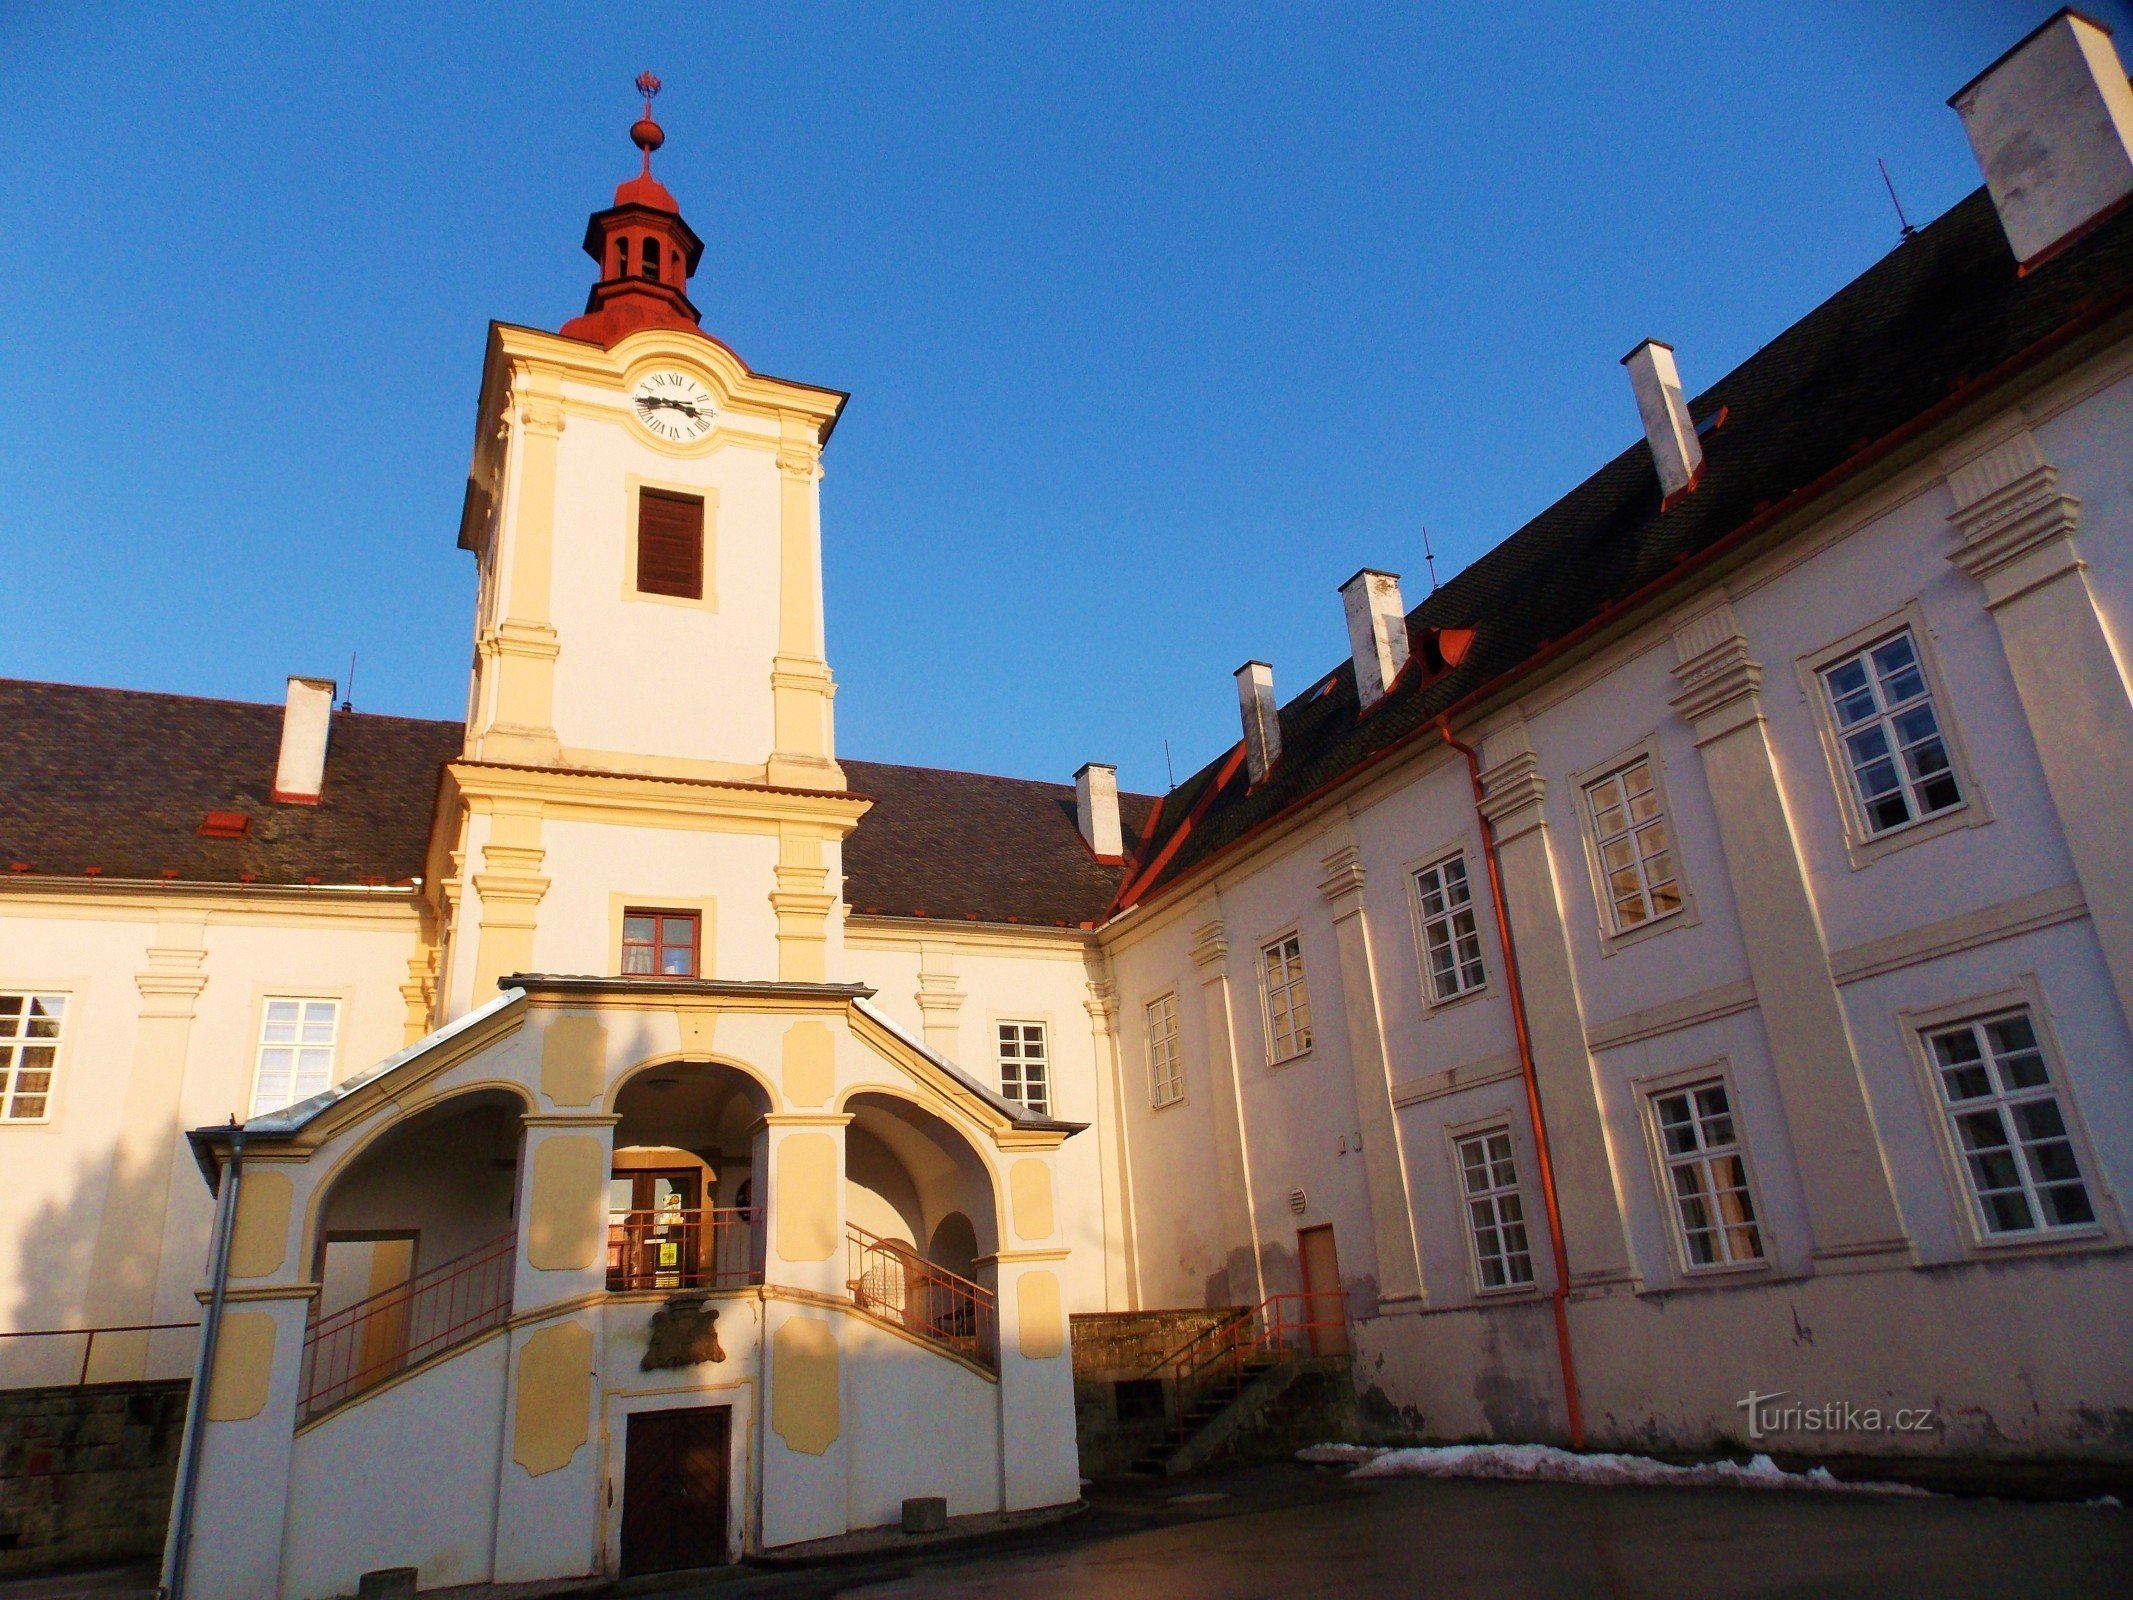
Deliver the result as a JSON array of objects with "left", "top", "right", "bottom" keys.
[{"left": 637, "top": 489, "right": 704, "bottom": 599}]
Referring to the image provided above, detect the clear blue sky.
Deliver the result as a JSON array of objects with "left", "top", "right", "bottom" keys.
[{"left": 2, "top": 2, "right": 2115, "bottom": 795}]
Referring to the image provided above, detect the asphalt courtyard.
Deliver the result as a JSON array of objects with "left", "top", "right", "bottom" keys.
[
  {"left": 645, "top": 1462, "right": 2133, "bottom": 1600},
  {"left": 11, "top": 1462, "right": 2128, "bottom": 1599}
]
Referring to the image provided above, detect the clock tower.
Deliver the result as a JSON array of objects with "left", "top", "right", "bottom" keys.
[{"left": 428, "top": 78, "right": 864, "bottom": 1021}]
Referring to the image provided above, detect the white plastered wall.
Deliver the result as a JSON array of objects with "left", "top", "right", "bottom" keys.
[{"left": 0, "top": 891, "right": 423, "bottom": 1385}]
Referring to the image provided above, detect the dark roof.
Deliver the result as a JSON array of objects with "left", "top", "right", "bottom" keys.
[
  {"left": 841, "top": 759, "right": 1156, "bottom": 928},
  {"left": 0, "top": 680, "right": 461, "bottom": 886},
  {"left": 0, "top": 679, "right": 1149, "bottom": 924},
  {"left": 1121, "top": 188, "right": 2133, "bottom": 909}
]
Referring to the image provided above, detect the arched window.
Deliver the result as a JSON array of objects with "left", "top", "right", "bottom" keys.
[
  {"left": 614, "top": 237, "right": 631, "bottom": 278},
  {"left": 642, "top": 237, "right": 662, "bottom": 280}
]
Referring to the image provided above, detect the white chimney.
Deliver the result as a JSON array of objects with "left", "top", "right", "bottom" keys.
[
  {"left": 273, "top": 676, "right": 336, "bottom": 804},
  {"left": 1074, "top": 762, "right": 1123, "bottom": 859},
  {"left": 1340, "top": 568, "right": 1411, "bottom": 709},
  {"left": 1622, "top": 339, "right": 1703, "bottom": 501},
  {"left": 1236, "top": 661, "right": 1282, "bottom": 785},
  {"left": 1951, "top": 10, "right": 2133, "bottom": 268}
]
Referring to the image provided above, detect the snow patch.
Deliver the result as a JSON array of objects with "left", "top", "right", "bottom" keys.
[{"left": 1298, "top": 1442, "right": 1930, "bottom": 1497}]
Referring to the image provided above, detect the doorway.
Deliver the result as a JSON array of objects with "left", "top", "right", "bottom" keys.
[
  {"left": 620, "top": 1405, "right": 730, "bottom": 1576},
  {"left": 609, "top": 1168, "right": 703, "bottom": 1291},
  {"left": 316, "top": 1234, "right": 417, "bottom": 1382},
  {"left": 1297, "top": 1225, "right": 1350, "bottom": 1357}
]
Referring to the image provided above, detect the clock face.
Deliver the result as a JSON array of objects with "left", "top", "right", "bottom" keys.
[{"left": 630, "top": 370, "right": 715, "bottom": 443}]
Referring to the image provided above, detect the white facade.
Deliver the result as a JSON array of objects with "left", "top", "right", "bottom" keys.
[{"left": 3, "top": 12, "right": 2133, "bottom": 1594}]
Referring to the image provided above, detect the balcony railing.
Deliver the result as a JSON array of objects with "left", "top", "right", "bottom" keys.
[
  {"left": 845, "top": 1223, "right": 996, "bottom": 1372},
  {"left": 606, "top": 1207, "right": 762, "bottom": 1293},
  {"left": 299, "top": 1230, "right": 515, "bottom": 1421}
]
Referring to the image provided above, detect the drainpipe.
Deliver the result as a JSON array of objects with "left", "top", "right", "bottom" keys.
[
  {"left": 1439, "top": 723, "right": 1586, "bottom": 1451},
  {"left": 159, "top": 1120, "right": 246, "bottom": 1600}
]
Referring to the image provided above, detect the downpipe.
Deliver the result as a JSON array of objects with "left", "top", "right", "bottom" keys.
[
  {"left": 159, "top": 1120, "right": 246, "bottom": 1600},
  {"left": 1439, "top": 722, "right": 1586, "bottom": 1451}
]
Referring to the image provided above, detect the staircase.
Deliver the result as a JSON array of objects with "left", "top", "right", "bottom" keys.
[
  {"left": 1127, "top": 1292, "right": 1348, "bottom": 1477},
  {"left": 1129, "top": 1349, "right": 1285, "bottom": 1475}
]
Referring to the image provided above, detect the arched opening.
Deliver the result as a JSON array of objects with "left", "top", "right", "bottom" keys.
[
  {"left": 844, "top": 1093, "right": 1001, "bottom": 1365},
  {"left": 614, "top": 236, "right": 631, "bottom": 279},
  {"left": 303, "top": 1089, "right": 523, "bottom": 1416},
  {"left": 610, "top": 1060, "right": 771, "bottom": 1291},
  {"left": 641, "top": 236, "right": 662, "bottom": 280},
  {"left": 927, "top": 1212, "right": 979, "bottom": 1281}
]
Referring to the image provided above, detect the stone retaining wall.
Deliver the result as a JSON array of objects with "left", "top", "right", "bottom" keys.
[{"left": 0, "top": 1381, "right": 187, "bottom": 1575}]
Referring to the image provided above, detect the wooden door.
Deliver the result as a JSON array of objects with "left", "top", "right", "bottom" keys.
[
  {"left": 620, "top": 1406, "right": 730, "bottom": 1576},
  {"left": 611, "top": 1169, "right": 702, "bottom": 1290},
  {"left": 1298, "top": 1225, "right": 1350, "bottom": 1356}
]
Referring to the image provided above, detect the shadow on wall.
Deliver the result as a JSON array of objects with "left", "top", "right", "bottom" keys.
[{"left": 5, "top": 1144, "right": 201, "bottom": 1388}]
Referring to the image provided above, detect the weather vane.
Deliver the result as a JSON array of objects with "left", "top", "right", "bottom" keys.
[{"left": 632, "top": 71, "right": 666, "bottom": 172}]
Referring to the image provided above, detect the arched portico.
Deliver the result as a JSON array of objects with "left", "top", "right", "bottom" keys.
[
  {"left": 607, "top": 1058, "right": 772, "bottom": 1290},
  {"left": 303, "top": 1087, "right": 525, "bottom": 1417}
]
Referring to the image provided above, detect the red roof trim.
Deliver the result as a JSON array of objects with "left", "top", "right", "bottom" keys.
[{"left": 1114, "top": 277, "right": 2133, "bottom": 917}]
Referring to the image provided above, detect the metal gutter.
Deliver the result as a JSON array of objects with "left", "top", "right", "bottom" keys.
[{"left": 159, "top": 1122, "right": 245, "bottom": 1600}]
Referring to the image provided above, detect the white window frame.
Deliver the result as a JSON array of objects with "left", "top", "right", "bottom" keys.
[
  {"left": 996, "top": 1020, "right": 1050, "bottom": 1117},
  {"left": 1573, "top": 739, "right": 1697, "bottom": 951},
  {"left": 1449, "top": 1121, "right": 1537, "bottom": 1295},
  {"left": 250, "top": 997, "right": 342, "bottom": 1118},
  {"left": 1145, "top": 993, "right": 1184, "bottom": 1109},
  {"left": 0, "top": 991, "right": 71, "bottom": 1124},
  {"left": 1797, "top": 604, "right": 1989, "bottom": 870},
  {"left": 1258, "top": 932, "right": 1314, "bottom": 1065},
  {"left": 1410, "top": 851, "right": 1488, "bottom": 1006},
  {"left": 1900, "top": 982, "right": 2113, "bottom": 1254},
  {"left": 1638, "top": 1067, "right": 1769, "bottom": 1275}
]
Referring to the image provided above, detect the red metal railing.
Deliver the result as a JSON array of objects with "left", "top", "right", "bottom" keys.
[
  {"left": 298, "top": 1230, "right": 515, "bottom": 1421},
  {"left": 0, "top": 1322, "right": 201, "bottom": 1388},
  {"left": 606, "top": 1207, "right": 761, "bottom": 1292},
  {"left": 845, "top": 1224, "right": 996, "bottom": 1371},
  {"left": 1150, "top": 1290, "right": 1351, "bottom": 1440}
]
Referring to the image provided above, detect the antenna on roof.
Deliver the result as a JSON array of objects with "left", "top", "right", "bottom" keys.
[
  {"left": 1878, "top": 158, "right": 1918, "bottom": 242},
  {"left": 1421, "top": 524, "right": 1440, "bottom": 595},
  {"left": 1163, "top": 739, "right": 1176, "bottom": 792},
  {"left": 342, "top": 652, "right": 356, "bottom": 713}
]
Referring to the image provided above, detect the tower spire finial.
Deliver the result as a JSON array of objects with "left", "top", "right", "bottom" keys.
[{"left": 631, "top": 71, "right": 665, "bottom": 178}]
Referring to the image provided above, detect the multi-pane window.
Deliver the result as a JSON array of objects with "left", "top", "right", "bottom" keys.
[
  {"left": 1456, "top": 1128, "right": 1535, "bottom": 1290},
  {"left": 1414, "top": 853, "right": 1487, "bottom": 1003},
  {"left": 1585, "top": 758, "right": 1682, "bottom": 934},
  {"left": 1926, "top": 1010, "right": 2095, "bottom": 1237},
  {"left": 1260, "top": 934, "right": 1313, "bottom": 1063},
  {"left": 622, "top": 910, "right": 700, "bottom": 977},
  {"left": 252, "top": 999, "right": 340, "bottom": 1118},
  {"left": 1652, "top": 1080, "right": 1764, "bottom": 1268},
  {"left": 0, "top": 994, "right": 68, "bottom": 1121},
  {"left": 1820, "top": 629, "right": 1962, "bottom": 837},
  {"left": 998, "top": 1022, "right": 1050, "bottom": 1116},
  {"left": 1146, "top": 994, "right": 1184, "bottom": 1109}
]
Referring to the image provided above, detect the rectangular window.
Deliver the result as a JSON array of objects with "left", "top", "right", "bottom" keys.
[
  {"left": 1926, "top": 1009, "right": 2095, "bottom": 1237},
  {"left": 1820, "top": 629, "right": 1961, "bottom": 837},
  {"left": 1584, "top": 757, "right": 1682, "bottom": 934},
  {"left": 1456, "top": 1128, "right": 1535, "bottom": 1290},
  {"left": 252, "top": 999, "right": 340, "bottom": 1118},
  {"left": 1414, "top": 853, "right": 1487, "bottom": 1003},
  {"left": 998, "top": 1022, "right": 1050, "bottom": 1116},
  {"left": 1652, "top": 1079, "right": 1764, "bottom": 1268},
  {"left": 622, "top": 910, "right": 701, "bottom": 977},
  {"left": 636, "top": 488, "right": 704, "bottom": 600},
  {"left": 1146, "top": 994, "right": 1183, "bottom": 1108},
  {"left": 1261, "top": 934, "right": 1313, "bottom": 1063},
  {"left": 0, "top": 993, "right": 68, "bottom": 1121}
]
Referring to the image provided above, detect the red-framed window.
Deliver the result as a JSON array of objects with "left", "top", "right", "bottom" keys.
[{"left": 622, "top": 910, "right": 701, "bottom": 978}]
